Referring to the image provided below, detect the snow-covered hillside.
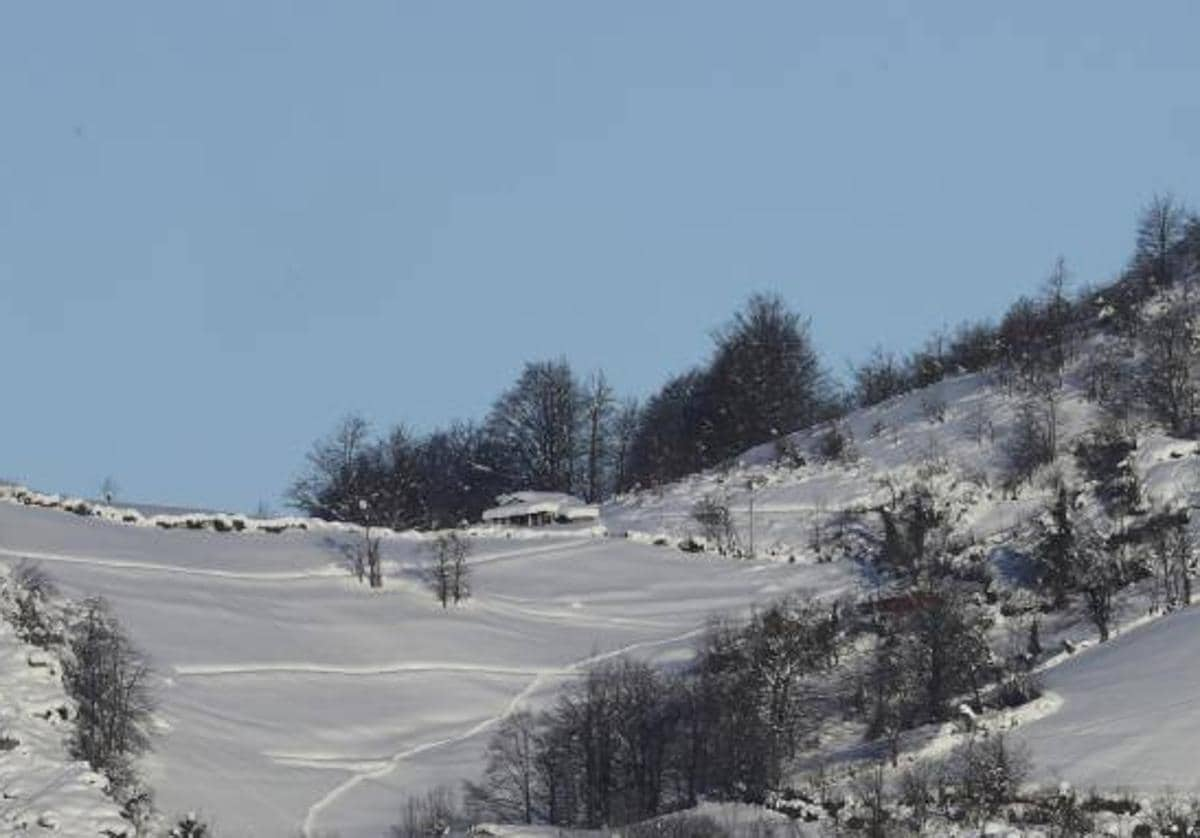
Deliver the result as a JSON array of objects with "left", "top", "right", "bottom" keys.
[
  {"left": 0, "top": 567, "right": 128, "bottom": 836},
  {"left": 606, "top": 365, "right": 1196, "bottom": 559},
  {"left": 0, "top": 500, "right": 857, "bottom": 837},
  {"left": 1018, "top": 603, "right": 1200, "bottom": 792},
  {"left": 4, "top": 332, "right": 1200, "bottom": 835}
]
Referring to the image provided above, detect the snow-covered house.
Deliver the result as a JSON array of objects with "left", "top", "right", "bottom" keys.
[{"left": 481, "top": 491, "right": 600, "bottom": 526}]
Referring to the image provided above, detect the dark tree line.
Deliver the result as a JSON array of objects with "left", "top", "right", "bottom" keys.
[
  {"left": 623, "top": 293, "right": 834, "bottom": 489},
  {"left": 290, "top": 193, "right": 1200, "bottom": 533},
  {"left": 288, "top": 363, "right": 632, "bottom": 529},
  {"left": 466, "top": 597, "right": 841, "bottom": 829},
  {"left": 290, "top": 293, "right": 834, "bottom": 526},
  {"left": 862, "top": 584, "right": 995, "bottom": 760},
  {"left": 852, "top": 194, "right": 1200, "bottom": 414},
  {"left": 288, "top": 415, "right": 508, "bottom": 530}
]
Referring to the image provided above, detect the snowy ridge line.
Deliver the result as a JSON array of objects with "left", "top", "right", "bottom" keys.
[
  {"left": 300, "top": 625, "right": 707, "bottom": 837},
  {"left": 0, "top": 482, "right": 427, "bottom": 541},
  {"left": 0, "top": 546, "right": 345, "bottom": 581},
  {"left": 0, "top": 483, "right": 608, "bottom": 547}
]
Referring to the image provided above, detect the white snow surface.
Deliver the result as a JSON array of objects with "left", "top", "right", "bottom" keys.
[
  {"left": 5, "top": 353, "right": 1200, "bottom": 835},
  {"left": 0, "top": 501, "right": 856, "bottom": 837},
  {"left": 0, "top": 580, "right": 128, "bottom": 836},
  {"left": 1017, "top": 604, "right": 1200, "bottom": 792}
]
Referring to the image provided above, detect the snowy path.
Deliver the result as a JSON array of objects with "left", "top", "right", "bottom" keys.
[
  {"left": 173, "top": 661, "right": 554, "bottom": 679},
  {"left": 0, "top": 546, "right": 345, "bottom": 582},
  {"left": 0, "top": 501, "right": 855, "bottom": 837},
  {"left": 300, "top": 626, "right": 706, "bottom": 837}
]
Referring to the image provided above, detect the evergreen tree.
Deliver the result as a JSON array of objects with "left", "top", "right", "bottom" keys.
[{"left": 1036, "top": 486, "right": 1077, "bottom": 608}]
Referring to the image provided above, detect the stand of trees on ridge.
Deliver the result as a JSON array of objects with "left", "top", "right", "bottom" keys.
[
  {"left": 291, "top": 194, "right": 1200, "bottom": 531},
  {"left": 288, "top": 292, "right": 835, "bottom": 529}
]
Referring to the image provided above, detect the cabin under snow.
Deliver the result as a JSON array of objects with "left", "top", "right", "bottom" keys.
[{"left": 481, "top": 491, "right": 600, "bottom": 526}]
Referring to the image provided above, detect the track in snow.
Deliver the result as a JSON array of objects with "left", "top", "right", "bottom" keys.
[{"left": 300, "top": 625, "right": 706, "bottom": 837}]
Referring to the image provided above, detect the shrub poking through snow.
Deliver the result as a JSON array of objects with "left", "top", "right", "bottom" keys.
[
  {"left": 816, "top": 420, "right": 855, "bottom": 463},
  {"left": 63, "top": 597, "right": 155, "bottom": 792},
  {"left": 429, "top": 532, "right": 470, "bottom": 607},
  {"left": 9, "top": 560, "right": 63, "bottom": 649},
  {"left": 946, "top": 732, "right": 1033, "bottom": 824},
  {"left": 390, "top": 786, "right": 462, "bottom": 838},
  {"left": 1003, "top": 397, "right": 1057, "bottom": 491},
  {"left": 169, "top": 812, "right": 211, "bottom": 837},
  {"left": 691, "top": 494, "right": 738, "bottom": 555}
]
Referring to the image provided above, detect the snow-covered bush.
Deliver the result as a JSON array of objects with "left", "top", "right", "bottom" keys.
[
  {"left": 390, "top": 786, "right": 462, "bottom": 837},
  {"left": 691, "top": 495, "right": 738, "bottom": 555},
  {"left": 6, "top": 560, "right": 64, "bottom": 649},
  {"left": 816, "top": 420, "right": 855, "bottom": 463},
  {"left": 429, "top": 532, "right": 470, "bottom": 607},
  {"left": 945, "top": 732, "right": 1032, "bottom": 824},
  {"left": 168, "top": 812, "right": 211, "bottom": 837},
  {"left": 993, "top": 666, "right": 1043, "bottom": 709},
  {"left": 1003, "top": 397, "right": 1057, "bottom": 491},
  {"left": 63, "top": 597, "right": 155, "bottom": 792}
]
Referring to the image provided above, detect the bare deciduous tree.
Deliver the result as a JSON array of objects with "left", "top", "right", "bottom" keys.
[
  {"left": 1136, "top": 193, "right": 1188, "bottom": 288},
  {"left": 390, "top": 786, "right": 462, "bottom": 838},
  {"left": 691, "top": 495, "right": 738, "bottom": 555},
  {"left": 430, "top": 532, "right": 469, "bottom": 607},
  {"left": 486, "top": 359, "right": 582, "bottom": 494},
  {"left": 465, "top": 711, "right": 541, "bottom": 824},
  {"left": 706, "top": 293, "right": 831, "bottom": 462},
  {"left": 1075, "top": 524, "right": 1121, "bottom": 642},
  {"left": 64, "top": 597, "right": 155, "bottom": 791},
  {"left": 1002, "top": 397, "right": 1056, "bottom": 492},
  {"left": 949, "top": 732, "right": 1033, "bottom": 824},
  {"left": 855, "top": 346, "right": 908, "bottom": 407},
  {"left": 610, "top": 398, "right": 640, "bottom": 493},
  {"left": 100, "top": 475, "right": 120, "bottom": 504},
  {"left": 1139, "top": 303, "right": 1200, "bottom": 436},
  {"left": 582, "top": 371, "right": 615, "bottom": 503},
  {"left": 287, "top": 414, "right": 373, "bottom": 521}
]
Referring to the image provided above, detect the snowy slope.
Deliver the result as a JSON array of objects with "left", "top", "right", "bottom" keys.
[
  {"left": 603, "top": 372, "right": 1046, "bottom": 555},
  {"left": 607, "top": 364, "right": 1200, "bottom": 569},
  {"left": 4, "top": 338, "right": 1200, "bottom": 834},
  {"left": 1018, "top": 605, "right": 1200, "bottom": 792},
  {"left": 0, "top": 572, "right": 128, "bottom": 836},
  {"left": 0, "top": 501, "right": 856, "bottom": 837}
]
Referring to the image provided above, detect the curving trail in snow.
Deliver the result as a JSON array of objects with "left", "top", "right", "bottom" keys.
[
  {"left": 0, "top": 497, "right": 856, "bottom": 837},
  {"left": 174, "top": 661, "right": 555, "bottom": 679},
  {"left": 0, "top": 546, "right": 345, "bottom": 582},
  {"left": 300, "top": 625, "right": 706, "bottom": 838},
  {"left": 465, "top": 537, "right": 595, "bottom": 566}
]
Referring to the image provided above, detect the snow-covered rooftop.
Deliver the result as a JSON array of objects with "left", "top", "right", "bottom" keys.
[{"left": 481, "top": 491, "right": 600, "bottom": 523}]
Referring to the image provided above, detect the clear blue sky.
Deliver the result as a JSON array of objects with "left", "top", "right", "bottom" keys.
[{"left": 3, "top": 2, "right": 1199, "bottom": 512}]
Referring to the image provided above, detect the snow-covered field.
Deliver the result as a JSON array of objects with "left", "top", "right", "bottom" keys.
[
  {"left": 0, "top": 590, "right": 127, "bottom": 836},
  {"left": 6, "top": 349, "right": 1200, "bottom": 835},
  {"left": 1018, "top": 604, "right": 1200, "bottom": 794},
  {"left": 0, "top": 501, "right": 857, "bottom": 837}
]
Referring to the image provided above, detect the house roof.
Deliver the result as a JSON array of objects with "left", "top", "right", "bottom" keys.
[{"left": 481, "top": 491, "right": 600, "bottom": 522}]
